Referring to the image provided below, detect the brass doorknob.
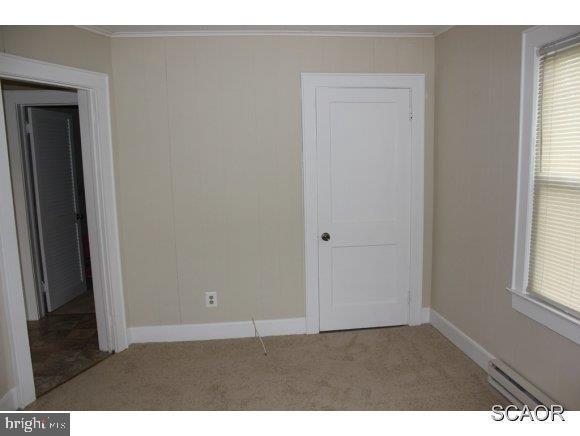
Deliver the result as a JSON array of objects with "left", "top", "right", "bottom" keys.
[{"left": 321, "top": 232, "right": 331, "bottom": 241}]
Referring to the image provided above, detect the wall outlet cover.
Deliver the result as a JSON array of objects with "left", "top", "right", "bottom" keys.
[{"left": 205, "top": 291, "right": 217, "bottom": 308}]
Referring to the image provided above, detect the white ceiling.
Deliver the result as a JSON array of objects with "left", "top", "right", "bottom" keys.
[{"left": 79, "top": 25, "right": 451, "bottom": 38}]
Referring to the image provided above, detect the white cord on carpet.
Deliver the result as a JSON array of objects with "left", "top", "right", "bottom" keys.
[{"left": 251, "top": 317, "right": 268, "bottom": 356}]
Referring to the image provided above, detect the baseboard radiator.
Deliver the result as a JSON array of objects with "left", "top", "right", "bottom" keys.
[{"left": 488, "top": 359, "right": 556, "bottom": 407}]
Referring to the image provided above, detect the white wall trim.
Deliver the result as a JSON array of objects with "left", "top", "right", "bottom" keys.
[
  {"left": 420, "top": 307, "right": 431, "bottom": 324},
  {"left": 433, "top": 26, "right": 454, "bottom": 37},
  {"left": 113, "top": 31, "right": 435, "bottom": 39},
  {"left": 510, "top": 26, "right": 580, "bottom": 344},
  {"left": 429, "top": 309, "right": 495, "bottom": 371},
  {"left": 301, "top": 73, "right": 425, "bottom": 334},
  {"left": 129, "top": 317, "right": 306, "bottom": 344},
  {"left": 0, "top": 387, "right": 18, "bottom": 411},
  {"left": 76, "top": 26, "right": 114, "bottom": 37},
  {"left": 509, "top": 289, "right": 580, "bottom": 345},
  {"left": 77, "top": 26, "right": 440, "bottom": 39},
  {"left": 0, "top": 81, "right": 35, "bottom": 410},
  {"left": 0, "top": 53, "right": 128, "bottom": 409}
]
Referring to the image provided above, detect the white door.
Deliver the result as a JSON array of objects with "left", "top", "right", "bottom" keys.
[
  {"left": 27, "top": 107, "right": 87, "bottom": 311},
  {"left": 317, "top": 87, "right": 411, "bottom": 331}
]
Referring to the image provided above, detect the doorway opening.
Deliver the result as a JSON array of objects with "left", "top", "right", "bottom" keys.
[
  {"left": 0, "top": 53, "right": 128, "bottom": 409},
  {"left": 2, "top": 80, "right": 110, "bottom": 396}
]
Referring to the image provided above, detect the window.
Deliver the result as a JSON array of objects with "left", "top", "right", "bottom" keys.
[
  {"left": 511, "top": 26, "right": 580, "bottom": 345},
  {"left": 528, "top": 39, "right": 580, "bottom": 317}
]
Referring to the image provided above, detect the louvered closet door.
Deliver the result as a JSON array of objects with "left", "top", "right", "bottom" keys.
[{"left": 28, "top": 107, "right": 86, "bottom": 311}]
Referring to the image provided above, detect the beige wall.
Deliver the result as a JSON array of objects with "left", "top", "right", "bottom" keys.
[
  {"left": 0, "top": 25, "right": 113, "bottom": 405},
  {"left": 433, "top": 26, "right": 580, "bottom": 408},
  {"left": 0, "top": 26, "right": 111, "bottom": 74},
  {"left": 111, "top": 36, "right": 435, "bottom": 327}
]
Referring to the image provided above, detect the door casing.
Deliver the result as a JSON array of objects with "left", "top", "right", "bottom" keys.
[
  {"left": 300, "top": 73, "right": 425, "bottom": 334},
  {"left": 0, "top": 53, "right": 128, "bottom": 409}
]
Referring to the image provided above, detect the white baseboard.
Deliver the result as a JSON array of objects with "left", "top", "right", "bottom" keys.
[
  {"left": 421, "top": 307, "right": 430, "bottom": 324},
  {"left": 428, "top": 309, "right": 495, "bottom": 371},
  {"left": 128, "top": 317, "right": 307, "bottom": 344},
  {"left": 0, "top": 387, "right": 18, "bottom": 411}
]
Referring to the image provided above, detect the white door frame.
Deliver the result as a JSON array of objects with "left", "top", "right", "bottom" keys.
[
  {"left": 301, "top": 73, "right": 425, "bottom": 334},
  {"left": 0, "top": 53, "right": 128, "bottom": 408}
]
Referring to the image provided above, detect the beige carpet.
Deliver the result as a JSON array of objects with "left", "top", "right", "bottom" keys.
[{"left": 27, "top": 325, "right": 506, "bottom": 410}]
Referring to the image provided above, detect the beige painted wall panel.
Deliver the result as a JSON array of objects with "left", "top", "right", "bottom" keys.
[
  {"left": 321, "top": 37, "right": 373, "bottom": 72},
  {"left": 1, "top": 26, "right": 111, "bottom": 74},
  {"left": 433, "top": 27, "right": 493, "bottom": 339},
  {"left": 111, "top": 38, "right": 181, "bottom": 326},
  {"left": 422, "top": 38, "right": 435, "bottom": 309},
  {"left": 433, "top": 25, "right": 580, "bottom": 408},
  {"left": 111, "top": 36, "right": 435, "bottom": 326},
  {"left": 168, "top": 38, "right": 263, "bottom": 323}
]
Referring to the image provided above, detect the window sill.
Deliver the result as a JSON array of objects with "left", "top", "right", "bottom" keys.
[{"left": 507, "top": 288, "right": 580, "bottom": 346}]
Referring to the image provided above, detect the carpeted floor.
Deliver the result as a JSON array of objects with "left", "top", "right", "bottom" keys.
[{"left": 27, "top": 324, "right": 506, "bottom": 410}]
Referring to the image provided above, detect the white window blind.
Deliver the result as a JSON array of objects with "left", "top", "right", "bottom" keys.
[{"left": 527, "top": 40, "right": 580, "bottom": 316}]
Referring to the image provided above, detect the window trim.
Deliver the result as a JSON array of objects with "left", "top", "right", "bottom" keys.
[{"left": 510, "top": 25, "right": 580, "bottom": 346}]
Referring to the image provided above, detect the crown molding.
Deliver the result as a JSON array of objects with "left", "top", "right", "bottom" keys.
[
  {"left": 77, "top": 25, "right": 114, "bottom": 37},
  {"left": 433, "top": 25, "right": 453, "bottom": 36},
  {"left": 77, "top": 26, "right": 447, "bottom": 39},
  {"left": 113, "top": 30, "right": 436, "bottom": 38}
]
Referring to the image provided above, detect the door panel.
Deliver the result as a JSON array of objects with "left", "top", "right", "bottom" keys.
[
  {"left": 28, "top": 107, "right": 86, "bottom": 311},
  {"left": 317, "top": 87, "right": 411, "bottom": 331},
  {"left": 330, "top": 102, "right": 398, "bottom": 224},
  {"left": 331, "top": 244, "right": 399, "bottom": 305}
]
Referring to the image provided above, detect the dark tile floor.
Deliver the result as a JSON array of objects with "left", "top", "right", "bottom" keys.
[{"left": 27, "top": 291, "right": 111, "bottom": 396}]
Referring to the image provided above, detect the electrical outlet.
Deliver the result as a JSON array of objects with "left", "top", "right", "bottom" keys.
[{"left": 205, "top": 291, "right": 217, "bottom": 308}]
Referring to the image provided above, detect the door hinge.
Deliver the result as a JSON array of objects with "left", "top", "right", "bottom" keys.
[
  {"left": 41, "top": 281, "right": 48, "bottom": 294},
  {"left": 409, "top": 112, "right": 414, "bottom": 122},
  {"left": 25, "top": 122, "right": 33, "bottom": 134}
]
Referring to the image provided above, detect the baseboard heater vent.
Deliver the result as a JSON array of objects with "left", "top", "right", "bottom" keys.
[{"left": 488, "top": 359, "right": 555, "bottom": 407}]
